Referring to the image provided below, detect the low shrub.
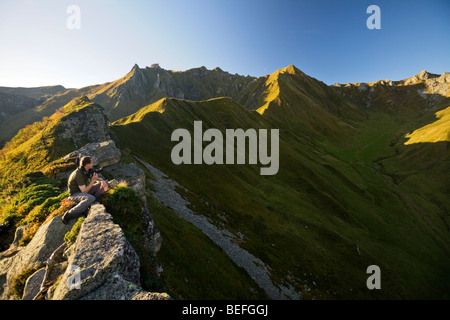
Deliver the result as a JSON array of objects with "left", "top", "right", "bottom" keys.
[{"left": 9, "top": 266, "right": 39, "bottom": 299}]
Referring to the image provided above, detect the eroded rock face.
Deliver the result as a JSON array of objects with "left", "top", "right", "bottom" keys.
[
  {"left": 22, "top": 268, "right": 46, "bottom": 300},
  {"left": 1, "top": 133, "right": 167, "bottom": 300},
  {"left": 58, "top": 103, "right": 110, "bottom": 149},
  {"left": 52, "top": 204, "right": 140, "bottom": 300},
  {"left": 80, "top": 273, "right": 170, "bottom": 300}
]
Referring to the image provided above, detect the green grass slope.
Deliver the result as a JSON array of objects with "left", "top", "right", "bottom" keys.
[
  {"left": 0, "top": 97, "right": 105, "bottom": 186},
  {"left": 111, "top": 93, "right": 450, "bottom": 299}
]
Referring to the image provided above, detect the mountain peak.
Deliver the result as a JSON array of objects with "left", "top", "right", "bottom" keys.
[
  {"left": 402, "top": 69, "right": 440, "bottom": 85},
  {"left": 125, "top": 63, "right": 147, "bottom": 83},
  {"left": 273, "top": 65, "right": 311, "bottom": 80},
  {"left": 438, "top": 72, "right": 450, "bottom": 83},
  {"left": 279, "top": 65, "right": 300, "bottom": 75},
  {"left": 416, "top": 69, "right": 430, "bottom": 80},
  {"left": 126, "top": 64, "right": 142, "bottom": 77}
]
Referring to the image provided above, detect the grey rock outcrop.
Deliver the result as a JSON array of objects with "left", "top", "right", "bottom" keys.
[
  {"left": 52, "top": 204, "right": 140, "bottom": 300},
  {"left": 103, "top": 162, "right": 145, "bottom": 197},
  {"left": 437, "top": 72, "right": 450, "bottom": 83},
  {"left": 51, "top": 203, "right": 168, "bottom": 300},
  {"left": 63, "top": 140, "right": 121, "bottom": 168},
  {"left": 136, "top": 157, "right": 300, "bottom": 300},
  {"left": 142, "top": 205, "right": 162, "bottom": 253},
  {"left": 58, "top": 100, "right": 110, "bottom": 149},
  {"left": 0, "top": 202, "right": 168, "bottom": 300},
  {"left": 22, "top": 268, "right": 46, "bottom": 300},
  {"left": 0, "top": 216, "right": 77, "bottom": 299},
  {"left": 403, "top": 69, "right": 437, "bottom": 85},
  {"left": 0, "top": 91, "right": 39, "bottom": 123},
  {"left": 80, "top": 273, "right": 169, "bottom": 300}
]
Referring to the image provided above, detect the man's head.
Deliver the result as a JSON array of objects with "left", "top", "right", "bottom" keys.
[{"left": 80, "top": 156, "right": 94, "bottom": 170}]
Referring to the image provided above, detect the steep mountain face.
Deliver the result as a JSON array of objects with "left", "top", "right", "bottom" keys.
[
  {"left": 0, "top": 63, "right": 362, "bottom": 147},
  {"left": 0, "top": 65, "right": 265, "bottom": 147},
  {"left": 0, "top": 65, "right": 449, "bottom": 299},
  {"left": 89, "top": 63, "right": 264, "bottom": 121}
]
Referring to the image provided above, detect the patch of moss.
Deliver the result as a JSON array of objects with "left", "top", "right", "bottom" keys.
[
  {"left": 0, "top": 171, "right": 67, "bottom": 249},
  {"left": 101, "top": 186, "right": 143, "bottom": 247},
  {"left": 64, "top": 217, "right": 85, "bottom": 247}
]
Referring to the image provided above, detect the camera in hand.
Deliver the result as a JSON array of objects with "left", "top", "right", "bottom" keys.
[{"left": 87, "top": 168, "right": 103, "bottom": 178}]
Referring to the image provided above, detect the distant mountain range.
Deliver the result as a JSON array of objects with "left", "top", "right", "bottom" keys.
[
  {"left": 0, "top": 64, "right": 449, "bottom": 299},
  {"left": 1, "top": 64, "right": 448, "bottom": 147}
]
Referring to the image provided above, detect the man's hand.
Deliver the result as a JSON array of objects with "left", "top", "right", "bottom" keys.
[{"left": 78, "top": 173, "right": 99, "bottom": 193}]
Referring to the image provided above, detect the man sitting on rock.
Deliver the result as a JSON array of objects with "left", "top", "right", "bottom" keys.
[{"left": 62, "top": 156, "right": 109, "bottom": 224}]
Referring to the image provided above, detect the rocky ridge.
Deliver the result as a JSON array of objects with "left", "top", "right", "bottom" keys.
[
  {"left": 0, "top": 139, "right": 166, "bottom": 299},
  {"left": 0, "top": 201, "right": 168, "bottom": 300},
  {"left": 331, "top": 69, "right": 450, "bottom": 113}
]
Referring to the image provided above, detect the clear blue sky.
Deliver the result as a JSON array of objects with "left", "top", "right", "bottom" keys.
[{"left": 0, "top": 0, "right": 449, "bottom": 88}]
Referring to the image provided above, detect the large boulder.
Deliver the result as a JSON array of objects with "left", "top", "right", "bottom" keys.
[
  {"left": 1, "top": 203, "right": 168, "bottom": 300},
  {"left": 103, "top": 162, "right": 145, "bottom": 197},
  {"left": 22, "top": 268, "right": 46, "bottom": 300},
  {"left": 63, "top": 140, "right": 121, "bottom": 168}
]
